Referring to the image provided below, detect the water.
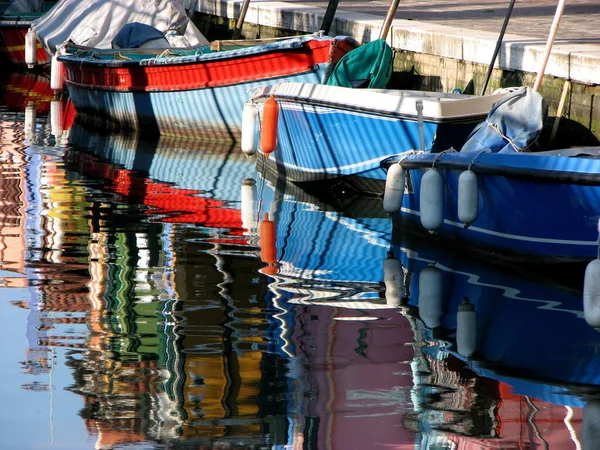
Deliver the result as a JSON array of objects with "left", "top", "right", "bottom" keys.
[{"left": 2, "top": 70, "right": 600, "bottom": 449}]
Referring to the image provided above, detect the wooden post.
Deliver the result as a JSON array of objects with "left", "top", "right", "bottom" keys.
[
  {"left": 481, "top": 0, "right": 516, "bottom": 96},
  {"left": 550, "top": 79, "right": 571, "bottom": 144},
  {"left": 232, "top": 0, "right": 251, "bottom": 40},
  {"left": 320, "top": 0, "right": 340, "bottom": 35},
  {"left": 533, "top": 0, "right": 567, "bottom": 92},
  {"left": 379, "top": 0, "right": 401, "bottom": 41}
]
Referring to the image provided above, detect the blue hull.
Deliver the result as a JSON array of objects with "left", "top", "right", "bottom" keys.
[
  {"left": 67, "top": 69, "right": 327, "bottom": 140},
  {"left": 266, "top": 104, "right": 480, "bottom": 193},
  {"left": 390, "top": 231, "right": 600, "bottom": 405},
  {"left": 387, "top": 149, "right": 600, "bottom": 261}
]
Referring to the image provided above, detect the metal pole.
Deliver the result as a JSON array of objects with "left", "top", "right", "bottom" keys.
[
  {"left": 379, "top": 0, "right": 402, "bottom": 41},
  {"left": 480, "top": 0, "right": 516, "bottom": 95},
  {"left": 320, "top": 0, "right": 340, "bottom": 35},
  {"left": 232, "top": 0, "right": 251, "bottom": 40},
  {"left": 533, "top": 0, "right": 567, "bottom": 92}
]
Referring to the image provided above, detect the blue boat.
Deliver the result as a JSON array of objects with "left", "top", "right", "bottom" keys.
[
  {"left": 381, "top": 86, "right": 600, "bottom": 262},
  {"left": 247, "top": 82, "right": 506, "bottom": 195},
  {"left": 383, "top": 147, "right": 600, "bottom": 262},
  {"left": 386, "top": 230, "right": 600, "bottom": 406}
]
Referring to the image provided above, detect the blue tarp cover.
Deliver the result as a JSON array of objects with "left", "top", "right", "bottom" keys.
[
  {"left": 461, "top": 87, "right": 548, "bottom": 153},
  {"left": 112, "top": 22, "right": 167, "bottom": 49}
]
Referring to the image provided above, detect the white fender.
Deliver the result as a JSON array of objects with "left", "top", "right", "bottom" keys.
[
  {"left": 383, "top": 163, "right": 405, "bottom": 214},
  {"left": 383, "top": 253, "right": 404, "bottom": 307},
  {"left": 24, "top": 102, "right": 36, "bottom": 141},
  {"left": 25, "top": 28, "right": 37, "bottom": 68},
  {"left": 584, "top": 259, "right": 600, "bottom": 328},
  {"left": 241, "top": 102, "right": 258, "bottom": 156},
  {"left": 240, "top": 177, "right": 257, "bottom": 232},
  {"left": 418, "top": 265, "right": 443, "bottom": 328},
  {"left": 50, "top": 99, "right": 63, "bottom": 139},
  {"left": 456, "top": 301, "right": 477, "bottom": 358},
  {"left": 458, "top": 169, "right": 478, "bottom": 226},
  {"left": 420, "top": 169, "right": 444, "bottom": 230},
  {"left": 50, "top": 55, "right": 64, "bottom": 92}
]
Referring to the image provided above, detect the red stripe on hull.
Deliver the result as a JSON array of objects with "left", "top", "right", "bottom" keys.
[{"left": 63, "top": 39, "right": 353, "bottom": 92}]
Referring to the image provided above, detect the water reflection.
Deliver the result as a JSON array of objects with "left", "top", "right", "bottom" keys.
[
  {"left": 2, "top": 70, "right": 600, "bottom": 449},
  {"left": 389, "top": 229, "right": 600, "bottom": 448}
]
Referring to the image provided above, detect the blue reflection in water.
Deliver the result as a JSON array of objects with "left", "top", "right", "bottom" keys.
[{"left": 2, "top": 71, "right": 600, "bottom": 450}]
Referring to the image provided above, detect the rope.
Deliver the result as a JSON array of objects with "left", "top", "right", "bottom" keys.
[
  {"left": 467, "top": 148, "right": 492, "bottom": 170},
  {"left": 432, "top": 148, "right": 457, "bottom": 169},
  {"left": 486, "top": 118, "right": 524, "bottom": 152}
]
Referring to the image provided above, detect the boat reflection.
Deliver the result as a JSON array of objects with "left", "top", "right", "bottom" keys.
[
  {"left": 65, "top": 123, "right": 254, "bottom": 232},
  {"left": 0, "top": 70, "right": 74, "bottom": 145},
  {"left": 386, "top": 227, "right": 600, "bottom": 448},
  {"left": 0, "top": 70, "right": 54, "bottom": 113},
  {"left": 249, "top": 167, "right": 393, "bottom": 306}
]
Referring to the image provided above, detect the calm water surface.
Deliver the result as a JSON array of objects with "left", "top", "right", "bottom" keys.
[{"left": 2, "top": 71, "right": 600, "bottom": 450}]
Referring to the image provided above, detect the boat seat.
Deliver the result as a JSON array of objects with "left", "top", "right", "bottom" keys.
[{"left": 325, "top": 39, "right": 393, "bottom": 89}]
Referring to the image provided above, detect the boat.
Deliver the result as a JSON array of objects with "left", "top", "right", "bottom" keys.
[
  {"left": 380, "top": 85, "right": 600, "bottom": 263},
  {"left": 33, "top": 0, "right": 358, "bottom": 139},
  {"left": 56, "top": 33, "right": 358, "bottom": 140},
  {"left": 0, "top": 0, "right": 54, "bottom": 68},
  {"left": 243, "top": 38, "right": 509, "bottom": 196}
]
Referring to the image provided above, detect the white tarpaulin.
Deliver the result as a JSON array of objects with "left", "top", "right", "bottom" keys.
[{"left": 31, "top": 0, "right": 208, "bottom": 55}]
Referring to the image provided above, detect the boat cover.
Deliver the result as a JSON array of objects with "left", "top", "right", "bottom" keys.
[
  {"left": 31, "top": 0, "right": 208, "bottom": 55},
  {"left": 111, "top": 22, "right": 169, "bottom": 49},
  {"left": 460, "top": 86, "right": 547, "bottom": 153}
]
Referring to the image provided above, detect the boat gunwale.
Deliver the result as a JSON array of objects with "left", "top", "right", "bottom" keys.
[
  {"left": 57, "top": 34, "right": 349, "bottom": 69},
  {"left": 255, "top": 92, "right": 494, "bottom": 124},
  {"left": 387, "top": 150, "right": 600, "bottom": 185},
  {"left": 251, "top": 82, "right": 506, "bottom": 122}
]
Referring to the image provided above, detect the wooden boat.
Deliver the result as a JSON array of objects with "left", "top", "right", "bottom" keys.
[
  {"left": 56, "top": 34, "right": 359, "bottom": 140},
  {"left": 382, "top": 147, "right": 600, "bottom": 263},
  {"left": 246, "top": 81, "right": 507, "bottom": 196}
]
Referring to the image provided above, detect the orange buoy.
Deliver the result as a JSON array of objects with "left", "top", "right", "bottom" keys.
[
  {"left": 259, "top": 213, "right": 278, "bottom": 274},
  {"left": 260, "top": 95, "right": 279, "bottom": 157}
]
